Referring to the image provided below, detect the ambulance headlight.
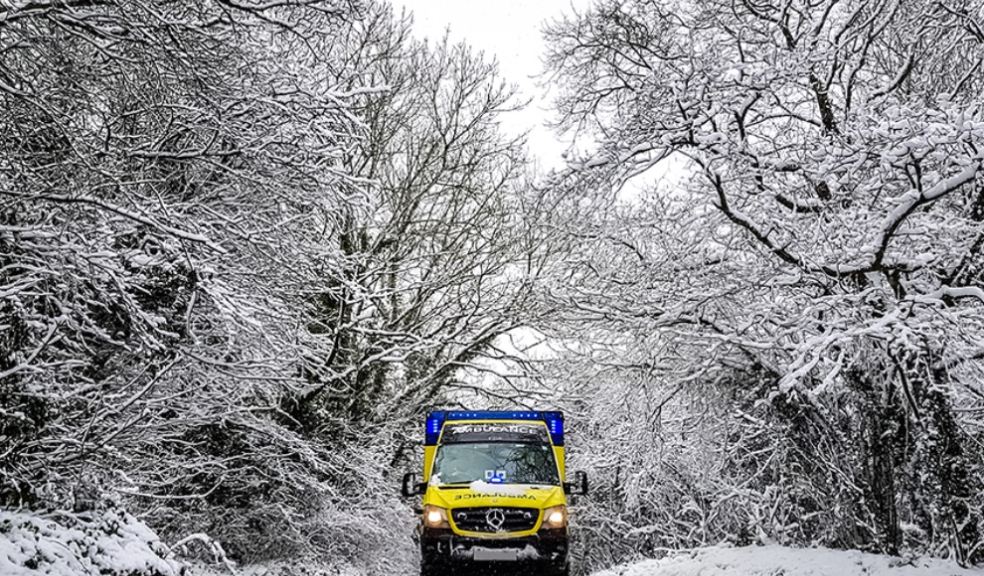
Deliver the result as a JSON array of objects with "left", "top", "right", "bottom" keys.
[
  {"left": 423, "top": 505, "right": 450, "bottom": 529},
  {"left": 542, "top": 505, "right": 568, "bottom": 529}
]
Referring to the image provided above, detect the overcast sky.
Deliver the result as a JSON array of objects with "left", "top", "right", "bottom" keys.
[{"left": 387, "top": 0, "right": 592, "bottom": 169}]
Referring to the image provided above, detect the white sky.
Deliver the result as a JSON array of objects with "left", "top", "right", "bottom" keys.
[{"left": 387, "top": 0, "right": 592, "bottom": 169}]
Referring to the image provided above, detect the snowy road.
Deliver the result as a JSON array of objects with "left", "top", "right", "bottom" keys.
[
  {"left": 595, "top": 547, "right": 984, "bottom": 576},
  {"left": 3, "top": 507, "right": 982, "bottom": 576}
]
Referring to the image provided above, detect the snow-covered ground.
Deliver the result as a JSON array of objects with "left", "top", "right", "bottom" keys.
[
  {"left": 594, "top": 546, "right": 983, "bottom": 576},
  {"left": 0, "top": 509, "right": 183, "bottom": 576},
  {"left": 6, "top": 510, "right": 982, "bottom": 576}
]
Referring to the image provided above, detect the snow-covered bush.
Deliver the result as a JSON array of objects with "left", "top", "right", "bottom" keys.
[{"left": 0, "top": 507, "right": 183, "bottom": 576}]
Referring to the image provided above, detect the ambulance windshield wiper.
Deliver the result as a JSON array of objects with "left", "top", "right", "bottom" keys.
[{"left": 437, "top": 481, "right": 473, "bottom": 489}]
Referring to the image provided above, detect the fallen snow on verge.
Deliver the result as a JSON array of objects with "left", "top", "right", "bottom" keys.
[
  {"left": 594, "top": 545, "right": 984, "bottom": 576},
  {"left": 0, "top": 508, "right": 183, "bottom": 576}
]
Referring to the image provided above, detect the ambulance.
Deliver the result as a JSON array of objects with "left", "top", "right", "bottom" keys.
[{"left": 400, "top": 410, "right": 589, "bottom": 576}]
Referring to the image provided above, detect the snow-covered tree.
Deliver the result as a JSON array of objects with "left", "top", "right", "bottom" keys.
[
  {"left": 0, "top": 0, "right": 386, "bottom": 558},
  {"left": 539, "top": 0, "right": 984, "bottom": 564},
  {"left": 282, "top": 5, "right": 535, "bottom": 435},
  {"left": 0, "top": 0, "right": 538, "bottom": 567}
]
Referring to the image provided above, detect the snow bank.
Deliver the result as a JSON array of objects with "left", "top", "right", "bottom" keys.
[
  {"left": 593, "top": 545, "right": 984, "bottom": 576},
  {"left": 0, "top": 508, "right": 183, "bottom": 576}
]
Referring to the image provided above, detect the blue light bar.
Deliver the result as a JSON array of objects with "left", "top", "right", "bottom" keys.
[
  {"left": 543, "top": 412, "right": 565, "bottom": 447},
  {"left": 424, "top": 410, "right": 564, "bottom": 446},
  {"left": 425, "top": 412, "right": 445, "bottom": 446}
]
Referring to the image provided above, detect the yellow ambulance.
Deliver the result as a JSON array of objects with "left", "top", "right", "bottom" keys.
[{"left": 400, "top": 411, "right": 588, "bottom": 576}]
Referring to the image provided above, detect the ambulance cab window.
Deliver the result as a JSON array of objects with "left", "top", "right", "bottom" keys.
[{"left": 432, "top": 443, "right": 559, "bottom": 485}]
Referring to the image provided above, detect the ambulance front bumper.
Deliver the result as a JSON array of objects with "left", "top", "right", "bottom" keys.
[{"left": 420, "top": 526, "right": 568, "bottom": 568}]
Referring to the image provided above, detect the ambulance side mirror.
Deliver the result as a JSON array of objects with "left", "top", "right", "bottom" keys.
[
  {"left": 401, "top": 472, "right": 426, "bottom": 498},
  {"left": 564, "top": 471, "right": 589, "bottom": 496}
]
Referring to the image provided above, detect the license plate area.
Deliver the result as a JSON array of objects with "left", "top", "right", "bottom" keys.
[{"left": 473, "top": 548, "right": 518, "bottom": 562}]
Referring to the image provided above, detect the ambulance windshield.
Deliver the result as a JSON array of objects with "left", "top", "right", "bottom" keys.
[{"left": 432, "top": 442, "right": 560, "bottom": 486}]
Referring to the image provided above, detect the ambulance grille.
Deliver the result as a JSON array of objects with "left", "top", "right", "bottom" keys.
[{"left": 451, "top": 507, "right": 539, "bottom": 533}]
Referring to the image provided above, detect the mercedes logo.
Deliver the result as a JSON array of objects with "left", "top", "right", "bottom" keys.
[{"left": 485, "top": 508, "right": 506, "bottom": 531}]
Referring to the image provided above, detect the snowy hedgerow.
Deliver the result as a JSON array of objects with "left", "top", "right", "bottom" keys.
[{"left": 0, "top": 508, "right": 183, "bottom": 576}]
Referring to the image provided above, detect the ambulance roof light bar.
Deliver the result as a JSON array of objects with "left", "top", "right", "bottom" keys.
[{"left": 425, "top": 410, "right": 564, "bottom": 447}]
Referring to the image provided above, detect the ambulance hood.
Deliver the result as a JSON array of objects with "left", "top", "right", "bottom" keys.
[{"left": 428, "top": 480, "right": 566, "bottom": 510}]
